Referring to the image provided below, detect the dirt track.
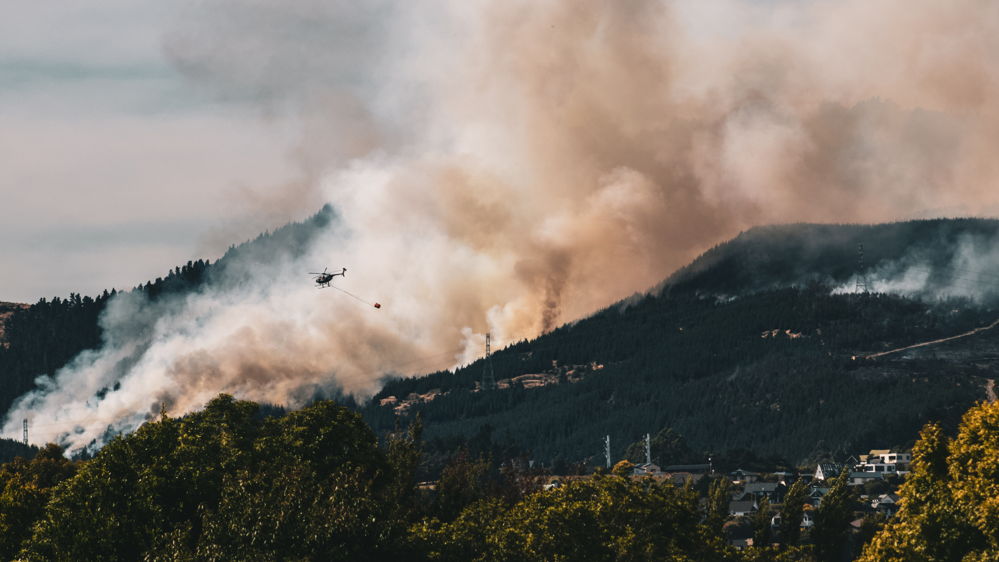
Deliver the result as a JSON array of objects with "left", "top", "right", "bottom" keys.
[{"left": 865, "top": 318, "right": 999, "bottom": 360}]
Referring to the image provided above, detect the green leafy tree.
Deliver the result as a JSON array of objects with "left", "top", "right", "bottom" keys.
[
  {"left": 413, "top": 475, "right": 733, "bottom": 561},
  {"left": 19, "top": 395, "right": 403, "bottom": 561},
  {"left": 812, "top": 469, "right": 854, "bottom": 562},
  {"left": 433, "top": 450, "right": 495, "bottom": 521},
  {"left": 385, "top": 416, "right": 424, "bottom": 521},
  {"left": 704, "top": 477, "right": 731, "bottom": 536},
  {"left": 611, "top": 459, "right": 635, "bottom": 477},
  {"left": 779, "top": 479, "right": 808, "bottom": 548},
  {"left": 860, "top": 403, "right": 999, "bottom": 561},
  {"left": 752, "top": 496, "right": 772, "bottom": 549},
  {"left": 0, "top": 444, "right": 75, "bottom": 559}
]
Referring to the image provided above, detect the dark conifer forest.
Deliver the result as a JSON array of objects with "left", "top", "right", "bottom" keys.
[
  {"left": 0, "top": 206, "right": 335, "bottom": 417},
  {"left": 3, "top": 216, "right": 999, "bottom": 468},
  {"left": 3, "top": 216, "right": 999, "bottom": 560},
  {"left": 367, "top": 288, "right": 992, "bottom": 468}
]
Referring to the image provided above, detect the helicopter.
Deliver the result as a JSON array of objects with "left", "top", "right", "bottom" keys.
[{"left": 309, "top": 267, "right": 346, "bottom": 288}]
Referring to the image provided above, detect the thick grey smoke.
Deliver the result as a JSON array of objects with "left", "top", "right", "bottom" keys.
[
  {"left": 7, "top": 0, "right": 999, "bottom": 450},
  {"left": 835, "top": 232, "right": 999, "bottom": 302}
]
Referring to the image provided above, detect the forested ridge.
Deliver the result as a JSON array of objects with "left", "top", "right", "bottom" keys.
[
  {"left": 0, "top": 206, "right": 335, "bottom": 417},
  {"left": 664, "top": 218, "right": 999, "bottom": 295},
  {"left": 3, "top": 216, "right": 999, "bottom": 559},
  {"left": 360, "top": 218, "right": 999, "bottom": 467},
  {"left": 366, "top": 288, "right": 994, "bottom": 468},
  {"left": 2, "top": 215, "right": 999, "bottom": 468}
]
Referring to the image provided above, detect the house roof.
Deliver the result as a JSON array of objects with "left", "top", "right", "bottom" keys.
[
  {"left": 663, "top": 464, "right": 710, "bottom": 471},
  {"left": 729, "top": 500, "right": 757, "bottom": 513},
  {"left": 875, "top": 493, "right": 900, "bottom": 504},
  {"left": 816, "top": 463, "right": 842, "bottom": 475},
  {"left": 849, "top": 471, "right": 883, "bottom": 479},
  {"left": 744, "top": 482, "right": 781, "bottom": 493},
  {"left": 670, "top": 472, "right": 699, "bottom": 485}
]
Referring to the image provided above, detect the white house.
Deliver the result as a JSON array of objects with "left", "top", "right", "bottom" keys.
[
  {"left": 856, "top": 449, "right": 911, "bottom": 475},
  {"left": 814, "top": 463, "right": 843, "bottom": 481},
  {"left": 771, "top": 511, "right": 815, "bottom": 529}
]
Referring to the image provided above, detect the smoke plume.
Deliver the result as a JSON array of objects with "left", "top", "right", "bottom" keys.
[
  {"left": 7, "top": 0, "right": 999, "bottom": 450},
  {"left": 834, "top": 230, "right": 999, "bottom": 302}
]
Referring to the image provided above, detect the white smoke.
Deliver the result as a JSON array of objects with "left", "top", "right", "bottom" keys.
[
  {"left": 834, "top": 233, "right": 999, "bottom": 301},
  {"left": 8, "top": 0, "right": 999, "bottom": 451}
]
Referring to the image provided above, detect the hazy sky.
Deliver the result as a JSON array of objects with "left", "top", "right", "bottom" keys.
[
  {"left": 5, "top": 0, "right": 999, "bottom": 308},
  {"left": 7, "top": 0, "right": 999, "bottom": 448},
  {"left": 1, "top": 2, "right": 300, "bottom": 302}
]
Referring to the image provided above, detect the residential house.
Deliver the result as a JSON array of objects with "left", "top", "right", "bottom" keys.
[
  {"left": 807, "top": 486, "right": 830, "bottom": 508},
  {"left": 730, "top": 469, "right": 761, "bottom": 483},
  {"left": 802, "top": 511, "right": 815, "bottom": 528},
  {"left": 871, "top": 493, "right": 901, "bottom": 516},
  {"left": 739, "top": 482, "right": 786, "bottom": 503},
  {"left": 848, "top": 471, "right": 883, "bottom": 486},
  {"left": 668, "top": 472, "right": 699, "bottom": 486},
  {"left": 772, "top": 471, "right": 795, "bottom": 485},
  {"left": 770, "top": 510, "right": 815, "bottom": 530},
  {"left": 729, "top": 500, "right": 757, "bottom": 517},
  {"left": 632, "top": 462, "right": 662, "bottom": 476},
  {"left": 814, "top": 463, "right": 843, "bottom": 481},
  {"left": 856, "top": 449, "right": 911, "bottom": 476}
]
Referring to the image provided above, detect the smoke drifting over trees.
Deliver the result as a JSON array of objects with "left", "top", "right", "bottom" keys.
[{"left": 6, "top": 0, "right": 999, "bottom": 450}]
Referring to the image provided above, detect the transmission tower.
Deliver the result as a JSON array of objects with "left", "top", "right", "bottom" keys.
[
  {"left": 645, "top": 433, "right": 652, "bottom": 465},
  {"left": 22, "top": 419, "right": 27, "bottom": 446},
  {"left": 604, "top": 435, "right": 612, "bottom": 469},
  {"left": 856, "top": 243, "right": 870, "bottom": 293},
  {"left": 481, "top": 333, "right": 496, "bottom": 391}
]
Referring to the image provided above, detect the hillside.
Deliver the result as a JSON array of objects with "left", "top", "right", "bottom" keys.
[
  {"left": 0, "top": 206, "right": 335, "bottom": 416},
  {"left": 4, "top": 216, "right": 999, "bottom": 468},
  {"left": 663, "top": 219, "right": 999, "bottom": 298},
  {"left": 364, "top": 219, "right": 999, "bottom": 467},
  {"left": 365, "top": 289, "right": 995, "bottom": 467},
  {"left": 0, "top": 302, "right": 27, "bottom": 348}
]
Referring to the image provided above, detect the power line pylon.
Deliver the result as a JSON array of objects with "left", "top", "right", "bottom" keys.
[
  {"left": 22, "top": 419, "right": 28, "bottom": 446},
  {"left": 605, "top": 435, "right": 612, "bottom": 469},
  {"left": 856, "top": 243, "right": 870, "bottom": 293},
  {"left": 481, "top": 333, "right": 496, "bottom": 391}
]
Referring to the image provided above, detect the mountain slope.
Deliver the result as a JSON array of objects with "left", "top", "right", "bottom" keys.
[
  {"left": 4, "top": 216, "right": 999, "bottom": 466},
  {"left": 366, "top": 288, "right": 994, "bottom": 466},
  {"left": 0, "top": 206, "right": 336, "bottom": 417},
  {"left": 365, "top": 219, "right": 999, "bottom": 466},
  {"left": 663, "top": 218, "right": 999, "bottom": 298}
]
